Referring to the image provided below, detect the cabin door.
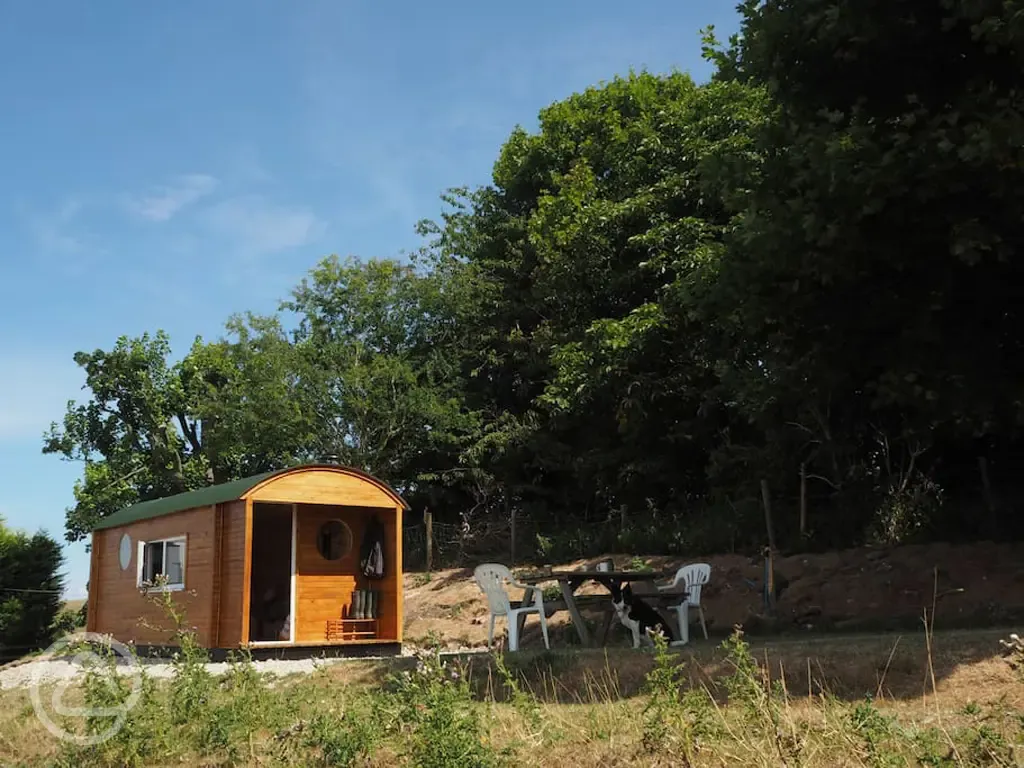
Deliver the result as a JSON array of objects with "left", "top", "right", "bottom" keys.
[{"left": 248, "top": 502, "right": 296, "bottom": 643}]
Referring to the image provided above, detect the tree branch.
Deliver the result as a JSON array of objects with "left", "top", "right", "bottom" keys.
[
  {"left": 806, "top": 473, "right": 842, "bottom": 491},
  {"left": 177, "top": 413, "right": 202, "bottom": 455}
]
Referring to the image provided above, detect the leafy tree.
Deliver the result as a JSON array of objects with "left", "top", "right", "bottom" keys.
[
  {"left": 432, "top": 72, "right": 771, "bottom": 547},
  {"left": 181, "top": 313, "right": 317, "bottom": 480},
  {"left": 704, "top": 0, "right": 1024, "bottom": 542},
  {"left": 45, "top": 323, "right": 315, "bottom": 542},
  {"left": 0, "top": 518, "right": 64, "bottom": 657},
  {"left": 283, "top": 255, "right": 481, "bottom": 508},
  {"left": 43, "top": 332, "right": 209, "bottom": 542}
]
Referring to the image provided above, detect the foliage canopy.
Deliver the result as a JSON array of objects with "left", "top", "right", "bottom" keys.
[{"left": 46, "top": 2, "right": 1024, "bottom": 558}]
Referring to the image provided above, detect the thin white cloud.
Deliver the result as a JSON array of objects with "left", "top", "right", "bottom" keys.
[
  {"left": 129, "top": 173, "right": 219, "bottom": 222},
  {"left": 25, "top": 199, "right": 88, "bottom": 255},
  {"left": 203, "top": 195, "right": 324, "bottom": 255}
]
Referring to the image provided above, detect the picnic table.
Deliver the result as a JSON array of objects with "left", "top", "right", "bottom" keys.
[{"left": 516, "top": 569, "right": 689, "bottom": 647}]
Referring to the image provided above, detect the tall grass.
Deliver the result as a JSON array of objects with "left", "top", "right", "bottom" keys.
[{"left": 3, "top": 593, "right": 1021, "bottom": 767}]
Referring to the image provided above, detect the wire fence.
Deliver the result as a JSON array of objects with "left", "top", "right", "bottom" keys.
[{"left": 402, "top": 514, "right": 668, "bottom": 571}]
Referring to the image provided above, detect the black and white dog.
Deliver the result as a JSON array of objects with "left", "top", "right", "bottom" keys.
[{"left": 609, "top": 583, "right": 676, "bottom": 648}]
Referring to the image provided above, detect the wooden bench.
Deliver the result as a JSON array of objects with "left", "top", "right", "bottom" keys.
[{"left": 527, "top": 594, "right": 610, "bottom": 616}]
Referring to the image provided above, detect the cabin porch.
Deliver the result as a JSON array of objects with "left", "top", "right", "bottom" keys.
[{"left": 244, "top": 501, "right": 402, "bottom": 648}]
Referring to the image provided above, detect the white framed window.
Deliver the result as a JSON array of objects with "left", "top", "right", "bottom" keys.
[{"left": 136, "top": 536, "right": 187, "bottom": 591}]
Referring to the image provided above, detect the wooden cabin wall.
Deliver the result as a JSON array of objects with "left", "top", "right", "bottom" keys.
[
  {"left": 86, "top": 536, "right": 100, "bottom": 633},
  {"left": 215, "top": 500, "right": 247, "bottom": 647},
  {"left": 376, "top": 506, "right": 402, "bottom": 642},
  {"left": 294, "top": 504, "right": 360, "bottom": 643},
  {"left": 250, "top": 471, "right": 396, "bottom": 508},
  {"left": 89, "top": 505, "right": 217, "bottom": 646},
  {"left": 294, "top": 504, "right": 400, "bottom": 643}
]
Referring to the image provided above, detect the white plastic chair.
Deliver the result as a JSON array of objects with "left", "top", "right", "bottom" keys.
[
  {"left": 473, "top": 563, "right": 550, "bottom": 652},
  {"left": 661, "top": 563, "right": 711, "bottom": 643}
]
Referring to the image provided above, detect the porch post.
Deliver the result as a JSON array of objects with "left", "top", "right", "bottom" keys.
[
  {"left": 290, "top": 503, "right": 298, "bottom": 643},
  {"left": 395, "top": 503, "right": 404, "bottom": 642},
  {"left": 240, "top": 497, "right": 254, "bottom": 645}
]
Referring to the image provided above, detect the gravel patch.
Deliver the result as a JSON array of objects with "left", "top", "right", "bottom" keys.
[
  {"left": 0, "top": 644, "right": 485, "bottom": 691},
  {"left": 3, "top": 655, "right": 354, "bottom": 691}
]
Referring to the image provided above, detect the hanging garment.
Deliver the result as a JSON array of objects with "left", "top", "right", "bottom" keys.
[{"left": 360, "top": 515, "right": 386, "bottom": 580}]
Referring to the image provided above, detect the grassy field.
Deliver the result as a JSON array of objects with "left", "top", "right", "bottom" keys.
[{"left": 1, "top": 625, "right": 1021, "bottom": 767}]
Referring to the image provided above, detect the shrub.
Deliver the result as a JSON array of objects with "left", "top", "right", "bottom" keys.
[
  {"left": 0, "top": 522, "right": 64, "bottom": 657},
  {"left": 51, "top": 608, "right": 85, "bottom": 639}
]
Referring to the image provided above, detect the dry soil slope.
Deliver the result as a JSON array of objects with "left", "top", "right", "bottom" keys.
[{"left": 402, "top": 541, "right": 1024, "bottom": 649}]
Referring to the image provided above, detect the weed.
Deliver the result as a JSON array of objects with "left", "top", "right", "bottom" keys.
[
  {"left": 304, "top": 707, "right": 381, "bottom": 767},
  {"left": 961, "top": 701, "right": 982, "bottom": 716},
  {"left": 144, "top": 583, "right": 216, "bottom": 725},
  {"left": 412, "top": 571, "right": 434, "bottom": 588},
  {"left": 628, "top": 556, "right": 653, "bottom": 573},
  {"left": 721, "top": 628, "right": 803, "bottom": 766},
  {"left": 448, "top": 599, "right": 477, "bottom": 619},
  {"left": 954, "top": 722, "right": 1015, "bottom": 767},
  {"left": 390, "top": 646, "right": 510, "bottom": 767},
  {"left": 541, "top": 585, "right": 562, "bottom": 603},
  {"left": 586, "top": 708, "right": 611, "bottom": 741},
  {"left": 198, "top": 650, "right": 276, "bottom": 758},
  {"left": 850, "top": 696, "right": 907, "bottom": 767},
  {"left": 535, "top": 534, "right": 553, "bottom": 560},
  {"left": 77, "top": 648, "right": 165, "bottom": 767},
  {"left": 640, "top": 631, "right": 686, "bottom": 754}
]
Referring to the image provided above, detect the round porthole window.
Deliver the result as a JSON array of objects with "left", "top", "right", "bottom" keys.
[
  {"left": 118, "top": 533, "right": 132, "bottom": 570},
  {"left": 317, "top": 520, "right": 353, "bottom": 561}
]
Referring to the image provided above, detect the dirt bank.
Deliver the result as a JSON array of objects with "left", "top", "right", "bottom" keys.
[{"left": 402, "top": 541, "right": 1024, "bottom": 649}]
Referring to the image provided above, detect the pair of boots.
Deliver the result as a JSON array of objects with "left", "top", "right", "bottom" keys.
[{"left": 347, "top": 589, "right": 378, "bottom": 620}]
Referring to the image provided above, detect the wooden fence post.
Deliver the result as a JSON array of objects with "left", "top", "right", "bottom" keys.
[
  {"left": 510, "top": 504, "right": 517, "bottom": 566},
  {"left": 764, "top": 547, "right": 776, "bottom": 615},
  {"left": 424, "top": 508, "right": 433, "bottom": 572},
  {"left": 760, "top": 479, "right": 777, "bottom": 553},
  {"left": 760, "top": 479, "right": 778, "bottom": 616},
  {"left": 799, "top": 462, "right": 808, "bottom": 542}
]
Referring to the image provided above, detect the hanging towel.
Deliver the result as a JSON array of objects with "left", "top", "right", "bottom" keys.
[{"left": 360, "top": 515, "right": 386, "bottom": 580}]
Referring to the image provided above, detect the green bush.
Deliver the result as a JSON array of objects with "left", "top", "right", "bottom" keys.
[
  {"left": 0, "top": 521, "right": 63, "bottom": 658},
  {"left": 51, "top": 608, "right": 85, "bottom": 639}
]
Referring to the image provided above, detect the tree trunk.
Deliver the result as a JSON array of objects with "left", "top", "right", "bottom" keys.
[{"left": 202, "top": 417, "right": 226, "bottom": 484}]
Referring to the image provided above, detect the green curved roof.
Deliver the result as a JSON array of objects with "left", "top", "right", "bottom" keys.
[{"left": 92, "top": 464, "right": 409, "bottom": 532}]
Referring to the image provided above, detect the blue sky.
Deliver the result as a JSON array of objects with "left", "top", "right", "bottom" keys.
[{"left": 0, "top": 1, "right": 741, "bottom": 599}]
